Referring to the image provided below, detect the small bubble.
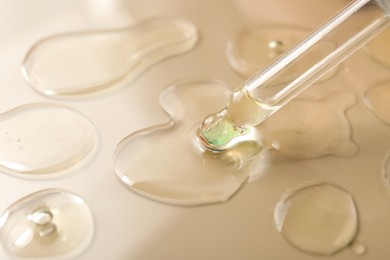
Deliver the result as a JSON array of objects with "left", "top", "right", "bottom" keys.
[
  {"left": 349, "top": 241, "right": 366, "bottom": 255},
  {"left": 30, "top": 208, "right": 53, "bottom": 226},
  {"left": 114, "top": 80, "right": 265, "bottom": 206},
  {"left": 267, "top": 39, "right": 285, "bottom": 55},
  {"left": 226, "top": 25, "right": 338, "bottom": 80},
  {"left": 0, "top": 189, "right": 94, "bottom": 259}
]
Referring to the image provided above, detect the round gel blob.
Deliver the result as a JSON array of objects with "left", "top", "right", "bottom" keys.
[
  {"left": 0, "top": 189, "right": 94, "bottom": 259},
  {"left": 274, "top": 182, "right": 358, "bottom": 255},
  {"left": 0, "top": 103, "right": 98, "bottom": 179}
]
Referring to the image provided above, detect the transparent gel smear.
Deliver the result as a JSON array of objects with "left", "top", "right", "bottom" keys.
[
  {"left": 0, "top": 189, "right": 94, "bottom": 259},
  {"left": 0, "top": 103, "right": 97, "bottom": 178},
  {"left": 274, "top": 182, "right": 358, "bottom": 255},
  {"left": 365, "top": 28, "right": 390, "bottom": 67},
  {"left": 226, "top": 25, "right": 338, "bottom": 80},
  {"left": 22, "top": 18, "right": 198, "bottom": 98},
  {"left": 260, "top": 92, "right": 358, "bottom": 159},
  {"left": 114, "top": 80, "right": 264, "bottom": 206},
  {"left": 364, "top": 81, "right": 390, "bottom": 125}
]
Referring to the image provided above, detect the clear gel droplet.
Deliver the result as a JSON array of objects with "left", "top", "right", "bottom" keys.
[
  {"left": 226, "top": 25, "right": 338, "bottom": 80},
  {"left": 274, "top": 182, "right": 358, "bottom": 255},
  {"left": 0, "top": 103, "right": 97, "bottom": 178},
  {"left": 364, "top": 81, "right": 390, "bottom": 125},
  {"left": 350, "top": 241, "right": 366, "bottom": 255},
  {"left": 260, "top": 92, "right": 358, "bottom": 159},
  {"left": 365, "top": 28, "right": 390, "bottom": 68},
  {"left": 0, "top": 189, "right": 94, "bottom": 259},
  {"left": 22, "top": 18, "right": 198, "bottom": 98},
  {"left": 114, "top": 79, "right": 265, "bottom": 206}
]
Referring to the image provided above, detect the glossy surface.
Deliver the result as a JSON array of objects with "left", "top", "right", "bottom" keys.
[
  {"left": 22, "top": 18, "right": 198, "bottom": 98},
  {"left": 0, "top": 189, "right": 94, "bottom": 259},
  {"left": 114, "top": 80, "right": 265, "bottom": 205},
  {"left": 227, "top": 25, "right": 338, "bottom": 81},
  {"left": 0, "top": 103, "right": 97, "bottom": 179},
  {"left": 227, "top": 26, "right": 309, "bottom": 78},
  {"left": 2, "top": 0, "right": 390, "bottom": 259},
  {"left": 198, "top": 84, "right": 271, "bottom": 151},
  {"left": 261, "top": 92, "right": 358, "bottom": 159},
  {"left": 274, "top": 182, "right": 358, "bottom": 255}
]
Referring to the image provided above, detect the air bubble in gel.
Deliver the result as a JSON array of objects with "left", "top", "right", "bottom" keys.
[
  {"left": 0, "top": 189, "right": 94, "bottom": 259},
  {"left": 114, "top": 79, "right": 265, "bottom": 206},
  {"left": 227, "top": 25, "right": 338, "bottom": 80}
]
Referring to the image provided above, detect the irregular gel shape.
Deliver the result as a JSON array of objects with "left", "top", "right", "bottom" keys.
[
  {"left": 365, "top": 28, "right": 390, "bottom": 68},
  {"left": 274, "top": 182, "right": 358, "bottom": 255},
  {"left": 0, "top": 103, "right": 97, "bottom": 178},
  {"left": 0, "top": 189, "right": 94, "bottom": 259},
  {"left": 364, "top": 81, "right": 390, "bottom": 125},
  {"left": 22, "top": 18, "right": 198, "bottom": 98},
  {"left": 260, "top": 92, "right": 358, "bottom": 159},
  {"left": 114, "top": 80, "right": 265, "bottom": 206},
  {"left": 227, "top": 25, "right": 338, "bottom": 80}
]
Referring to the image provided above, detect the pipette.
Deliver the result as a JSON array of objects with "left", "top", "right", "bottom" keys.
[{"left": 198, "top": 0, "right": 390, "bottom": 151}]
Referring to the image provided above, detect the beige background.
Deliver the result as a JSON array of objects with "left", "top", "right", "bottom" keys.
[{"left": 1, "top": 0, "right": 390, "bottom": 259}]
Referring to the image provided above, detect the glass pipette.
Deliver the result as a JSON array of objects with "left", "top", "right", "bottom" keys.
[{"left": 199, "top": 0, "right": 390, "bottom": 151}]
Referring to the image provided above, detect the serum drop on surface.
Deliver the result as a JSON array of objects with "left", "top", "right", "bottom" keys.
[
  {"left": 0, "top": 103, "right": 97, "bottom": 179},
  {"left": 274, "top": 182, "right": 358, "bottom": 255},
  {"left": 22, "top": 18, "right": 198, "bottom": 98},
  {"left": 227, "top": 25, "right": 338, "bottom": 81},
  {"left": 0, "top": 189, "right": 94, "bottom": 259},
  {"left": 114, "top": 80, "right": 265, "bottom": 206}
]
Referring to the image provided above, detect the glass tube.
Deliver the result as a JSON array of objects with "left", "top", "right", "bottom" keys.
[
  {"left": 198, "top": 0, "right": 390, "bottom": 151},
  {"left": 245, "top": 0, "right": 390, "bottom": 107},
  {"left": 246, "top": 0, "right": 390, "bottom": 120}
]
